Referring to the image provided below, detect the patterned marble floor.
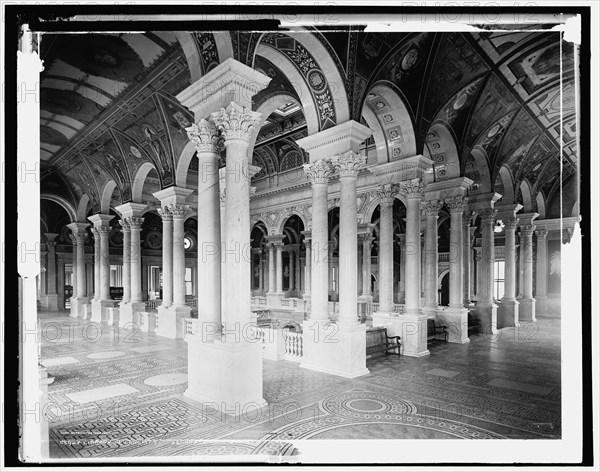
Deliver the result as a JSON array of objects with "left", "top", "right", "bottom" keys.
[{"left": 37, "top": 311, "right": 561, "bottom": 460}]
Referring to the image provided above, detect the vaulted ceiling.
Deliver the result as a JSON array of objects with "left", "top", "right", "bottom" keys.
[{"left": 39, "top": 26, "right": 578, "bottom": 221}]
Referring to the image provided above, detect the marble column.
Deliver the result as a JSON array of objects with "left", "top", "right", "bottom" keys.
[
  {"left": 157, "top": 207, "right": 173, "bottom": 308},
  {"left": 121, "top": 221, "right": 131, "bottom": 304},
  {"left": 397, "top": 233, "right": 406, "bottom": 304},
  {"left": 375, "top": 184, "right": 398, "bottom": 315},
  {"left": 440, "top": 197, "right": 469, "bottom": 343},
  {"left": 519, "top": 225, "right": 537, "bottom": 322},
  {"left": 128, "top": 217, "right": 144, "bottom": 303},
  {"left": 88, "top": 214, "right": 113, "bottom": 322},
  {"left": 462, "top": 214, "right": 473, "bottom": 306},
  {"left": 359, "top": 234, "right": 374, "bottom": 299},
  {"left": 302, "top": 232, "right": 312, "bottom": 299},
  {"left": 170, "top": 204, "right": 192, "bottom": 308},
  {"left": 303, "top": 159, "right": 333, "bottom": 321},
  {"left": 67, "top": 222, "right": 89, "bottom": 318},
  {"left": 474, "top": 209, "right": 498, "bottom": 333},
  {"left": 498, "top": 217, "right": 519, "bottom": 329},
  {"left": 92, "top": 229, "right": 101, "bottom": 301},
  {"left": 268, "top": 242, "right": 276, "bottom": 294},
  {"left": 275, "top": 242, "right": 284, "bottom": 294},
  {"left": 187, "top": 120, "right": 223, "bottom": 328},
  {"left": 422, "top": 199, "right": 442, "bottom": 313},
  {"left": 41, "top": 233, "right": 59, "bottom": 310},
  {"left": 332, "top": 150, "right": 365, "bottom": 326},
  {"left": 535, "top": 229, "right": 548, "bottom": 315},
  {"left": 258, "top": 250, "right": 265, "bottom": 294}
]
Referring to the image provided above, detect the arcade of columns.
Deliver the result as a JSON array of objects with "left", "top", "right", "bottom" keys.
[{"left": 56, "top": 58, "right": 560, "bottom": 406}]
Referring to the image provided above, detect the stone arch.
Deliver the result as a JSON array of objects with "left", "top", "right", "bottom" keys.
[
  {"left": 497, "top": 165, "right": 515, "bottom": 203},
  {"left": 536, "top": 191, "right": 547, "bottom": 219},
  {"left": 175, "top": 140, "right": 196, "bottom": 188},
  {"left": 363, "top": 193, "right": 408, "bottom": 225},
  {"left": 131, "top": 161, "right": 158, "bottom": 203},
  {"left": 519, "top": 179, "right": 534, "bottom": 212},
  {"left": 100, "top": 180, "right": 119, "bottom": 214},
  {"left": 438, "top": 269, "right": 450, "bottom": 287},
  {"left": 40, "top": 194, "right": 77, "bottom": 222},
  {"left": 361, "top": 105, "right": 387, "bottom": 164},
  {"left": 465, "top": 147, "right": 492, "bottom": 194},
  {"left": 423, "top": 122, "right": 460, "bottom": 181},
  {"left": 75, "top": 194, "right": 90, "bottom": 221},
  {"left": 276, "top": 211, "right": 308, "bottom": 236},
  {"left": 254, "top": 46, "right": 320, "bottom": 135},
  {"left": 361, "top": 81, "right": 417, "bottom": 163},
  {"left": 174, "top": 32, "right": 235, "bottom": 83}
]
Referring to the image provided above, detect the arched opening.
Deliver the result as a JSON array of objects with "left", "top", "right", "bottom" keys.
[
  {"left": 132, "top": 163, "right": 159, "bottom": 204},
  {"left": 281, "top": 214, "right": 305, "bottom": 297},
  {"left": 423, "top": 122, "right": 461, "bottom": 181},
  {"left": 251, "top": 221, "right": 268, "bottom": 295}
]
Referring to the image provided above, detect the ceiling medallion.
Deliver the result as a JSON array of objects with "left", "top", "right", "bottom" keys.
[
  {"left": 130, "top": 146, "right": 142, "bottom": 158},
  {"left": 401, "top": 48, "right": 419, "bottom": 71},
  {"left": 453, "top": 93, "right": 468, "bottom": 110},
  {"left": 487, "top": 124, "right": 501, "bottom": 137},
  {"left": 86, "top": 47, "right": 122, "bottom": 68},
  {"left": 307, "top": 69, "right": 326, "bottom": 91}
]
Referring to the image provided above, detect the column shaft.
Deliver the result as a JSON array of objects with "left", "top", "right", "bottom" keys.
[
  {"left": 479, "top": 209, "right": 496, "bottom": 305},
  {"left": 521, "top": 226, "right": 535, "bottom": 299},
  {"left": 159, "top": 210, "right": 173, "bottom": 307},
  {"left": 447, "top": 198, "right": 467, "bottom": 308},
  {"left": 99, "top": 228, "right": 110, "bottom": 300},
  {"left": 423, "top": 201, "right": 441, "bottom": 308},
  {"left": 121, "top": 223, "right": 131, "bottom": 303},
  {"left": 378, "top": 196, "right": 395, "bottom": 313},
  {"left": 268, "top": 244, "right": 276, "bottom": 293},
  {"left": 275, "top": 244, "right": 283, "bottom": 293},
  {"left": 504, "top": 218, "right": 518, "bottom": 300},
  {"left": 171, "top": 208, "right": 189, "bottom": 307},
  {"left": 93, "top": 231, "right": 101, "bottom": 299},
  {"left": 462, "top": 216, "right": 472, "bottom": 305},
  {"left": 402, "top": 182, "right": 423, "bottom": 314},
  {"left": 129, "top": 218, "right": 144, "bottom": 303},
  {"left": 304, "top": 239, "right": 312, "bottom": 297},
  {"left": 46, "top": 242, "right": 57, "bottom": 295},
  {"left": 535, "top": 230, "right": 548, "bottom": 299}
]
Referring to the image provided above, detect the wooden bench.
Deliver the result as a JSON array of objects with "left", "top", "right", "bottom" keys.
[
  {"left": 366, "top": 327, "right": 401, "bottom": 358},
  {"left": 427, "top": 319, "right": 448, "bottom": 344},
  {"left": 468, "top": 312, "right": 480, "bottom": 336}
]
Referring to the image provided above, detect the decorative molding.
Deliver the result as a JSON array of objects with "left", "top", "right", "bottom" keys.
[
  {"left": 186, "top": 119, "right": 224, "bottom": 155},
  {"left": 421, "top": 199, "right": 443, "bottom": 216},
  {"left": 445, "top": 196, "right": 469, "bottom": 213},
  {"left": 397, "top": 179, "right": 424, "bottom": 200},
  {"left": 330, "top": 150, "right": 366, "bottom": 178},
  {"left": 212, "top": 102, "right": 262, "bottom": 143},
  {"left": 303, "top": 159, "right": 334, "bottom": 185},
  {"left": 377, "top": 183, "right": 400, "bottom": 204}
]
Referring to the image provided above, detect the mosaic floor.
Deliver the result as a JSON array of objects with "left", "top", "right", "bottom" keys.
[{"left": 37, "top": 311, "right": 562, "bottom": 460}]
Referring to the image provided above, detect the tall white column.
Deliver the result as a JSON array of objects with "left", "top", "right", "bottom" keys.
[
  {"left": 303, "top": 159, "right": 333, "bottom": 321},
  {"left": 422, "top": 199, "right": 441, "bottom": 312},
  {"left": 331, "top": 150, "right": 364, "bottom": 325},
  {"left": 121, "top": 221, "right": 131, "bottom": 304},
  {"left": 463, "top": 213, "right": 473, "bottom": 306},
  {"left": 157, "top": 208, "right": 173, "bottom": 308},
  {"left": 474, "top": 208, "right": 498, "bottom": 333},
  {"left": 397, "top": 233, "right": 406, "bottom": 304},
  {"left": 302, "top": 232, "right": 312, "bottom": 299},
  {"left": 212, "top": 101, "right": 262, "bottom": 331},
  {"left": 498, "top": 217, "right": 519, "bottom": 328},
  {"left": 359, "top": 234, "right": 374, "bottom": 298},
  {"left": 375, "top": 184, "right": 398, "bottom": 315},
  {"left": 127, "top": 217, "right": 144, "bottom": 303},
  {"left": 67, "top": 222, "right": 89, "bottom": 318},
  {"left": 99, "top": 226, "right": 111, "bottom": 297},
  {"left": 519, "top": 224, "right": 536, "bottom": 322},
  {"left": 275, "top": 242, "right": 284, "bottom": 294},
  {"left": 187, "top": 119, "right": 223, "bottom": 326},
  {"left": 535, "top": 229, "right": 548, "bottom": 314},
  {"left": 170, "top": 204, "right": 192, "bottom": 308},
  {"left": 268, "top": 242, "right": 276, "bottom": 294},
  {"left": 446, "top": 197, "right": 467, "bottom": 308},
  {"left": 92, "top": 229, "right": 101, "bottom": 300}
]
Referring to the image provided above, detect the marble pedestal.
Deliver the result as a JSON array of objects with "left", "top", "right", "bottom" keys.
[
  {"left": 519, "top": 298, "right": 537, "bottom": 322},
  {"left": 69, "top": 297, "right": 89, "bottom": 319},
  {"left": 472, "top": 303, "right": 498, "bottom": 334},
  {"left": 90, "top": 299, "right": 113, "bottom": 323},
  {"left": 372, "top": 312, "right": 430, "bottom": 357},
  {"left": 261, "top": 327, "right": 286, "bottom": 361},
  {"left": 437, "top": 307, "right": 470, "bottom": 344},
  {"left": 185, "top": 335, "right": 267, "bottom": 414},
  {"left": 118, "top": 302, "right": 145, "bottom": 329},
  {"left": 534, "top": 297, "right": 547, "bottom": 316},
  {"left": 498, "top": 298, "right": 520, "bottom": 329},
  {"left": 138, "top": 311, "right": 158, "bottom": 334},
  {"left": 300, "top": 321, "right": 370, "bottom": 378},
  {"left": 41, "top": 294, "right": 59, "bottom": 311},
  {"left": 155, "top": 305, "right": 191, "bottom": 339}
]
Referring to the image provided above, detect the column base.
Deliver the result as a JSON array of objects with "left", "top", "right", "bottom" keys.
[
  {"left": 40, "top": 294, "right": 59, "bottom": 311},
  {"left": 118, "top": 301, "right": 145, "bottom": 329},
  {"left": 437, "top": 307, "right": 470, "bottom": 344},
  {"left": 535, "top": 296, "right": 548, "bottom": 316},
  {"left": 90, "top": 299, "right": 114, "bottom": 323},
  {"left": 372, "top": 312, "right": 430, "bottom": 357},
  {"left": 184, "top": 335, "right": 266, "bottom": 414},
  {"left": 519, "top": 297, "right": 537, "bottom": 322},
  {"left": 138, "top": 311, "right": 158, "bottom": 334},
  {"left": 155, "top": 305, "right": 190, "bottom": 339},
  {"left": 472, "top": 303, "right": 498, "bottom": 334},
  {"left": 261, "top": 327, "right": 286, "bottom": 361},
  {"left": 498, "top": 298, "right": 520, "bottom": 329},
  {"left": 300, "top": 320, "right": 370, "bottom": 378},
  {"left": 422, "top": 306, "right": 439, "bottom": 318},
  {"left": 69, "top": 297, "right": 89, "bottom": 319}
]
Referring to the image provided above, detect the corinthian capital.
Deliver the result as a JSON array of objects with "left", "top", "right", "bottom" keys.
[
  {"left": 211, "top": 102, "right": 261, "bottom": 143},
  {"left": 377, "top": 184, "right": 399, "bottom": 204},
  {"left": 303, "top": 159, "right": 334, "bottom": 185},
  {"left": 445, "top": 196, "right": 469, "bottom": 213},
  {"left": 331, "top": 150, "right": 366, "bottom": 178},
  {"left": 157, "top": 207, "right": 173, "bottom": 221},
  {"left": 125, "top": 216, "right": 145, "bottom": 230},
  {"left": 479, "top": 208, "right": 497, "bottom": 225},
  {"left": 69, "top": 231, "right": 87, "bottom": 244},
  {"left": 421, "top": 199, "right": 442, "bottom": 216},
  {"left": 397, "top": 179, "right": 424, "bottom": 200},
  {"left": 505, "top": 217, "right": 519, "bottom": 231},
  {"left": 535, "top": 228, "right": 548, "bottom": 239},
  {"left": 520, "top": 224, "right": 535, "bottom": 237},
  {"left": 167, "top": 204, "right": 192, "bottom": 220},
  {"left": 186, "top": 119, "right": 224, "bottom": 154}
]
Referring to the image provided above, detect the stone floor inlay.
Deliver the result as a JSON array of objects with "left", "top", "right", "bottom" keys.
[{"left": 38, "top": 311, "right": 562, "bottom": 459}]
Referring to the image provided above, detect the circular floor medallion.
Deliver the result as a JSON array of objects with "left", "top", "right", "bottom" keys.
[
  {"left": 144, "top": 373, "right": 188, "bottom": 387},
  {"left": 346, "top": 398, "right": 388, "bottom": 413}
]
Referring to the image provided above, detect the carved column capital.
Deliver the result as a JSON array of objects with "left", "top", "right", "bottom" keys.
[
  {"left": 479, "top": 208, "right": 497, "bottom": 225},
  {"left": 421, "top": 199, "right": 442, "bottom": 216},
  {"left": 157, "top": 207, "right": 173, "bottom": 221},
  {"left": 167, "top": 203, "right": 192, "bottom": 220},
  {"left": 505, "top": 217, "right": 519, "bottom": 231},
  {"left": 398, "top": 179, "right": 424, "bottom": 200},
  {"left": 535, "top": 229, "right": 548, "bottom": 239},
  {"left": 119, "top": 219, "right": 131, "bottom": 232},
  {"left": 520, "top": 224, "right": 535, "bottom": 237},
  {"left": 125, "top": 216, "right": 145, "bottom": 230},
  {"left": 303, "top": 159, "right": 334, "bottom": 185},
  {"left": 377, "top": 183, "right": 399, "bottom": 205},
  {"left": 211, "top": 102, "right": 261, "bottom": 143},
  {"left": 97, "top": 226, "right": 111, "bottom": 236},
  {"left": 186, "top": 118, "right": 224, "bottom": 155},
  {"left": 330, "top": 150, "right": 366, "bottom": 178},
  {"left": 69, "top": 231, "right": 87, "bottom": 244},
  {"left": 445, "top": 196, "right": 469, "bottom": 213},
  {"left": 463, "top": 211, "right": 475, "bottom": 227}
]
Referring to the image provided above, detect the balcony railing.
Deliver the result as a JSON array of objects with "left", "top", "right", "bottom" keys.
[
  {"left": 284, "top": 330, "right": 303, "bottom": 362},
  {"left": 145, "top": 299, "right": 161, "bottom": 312}
]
